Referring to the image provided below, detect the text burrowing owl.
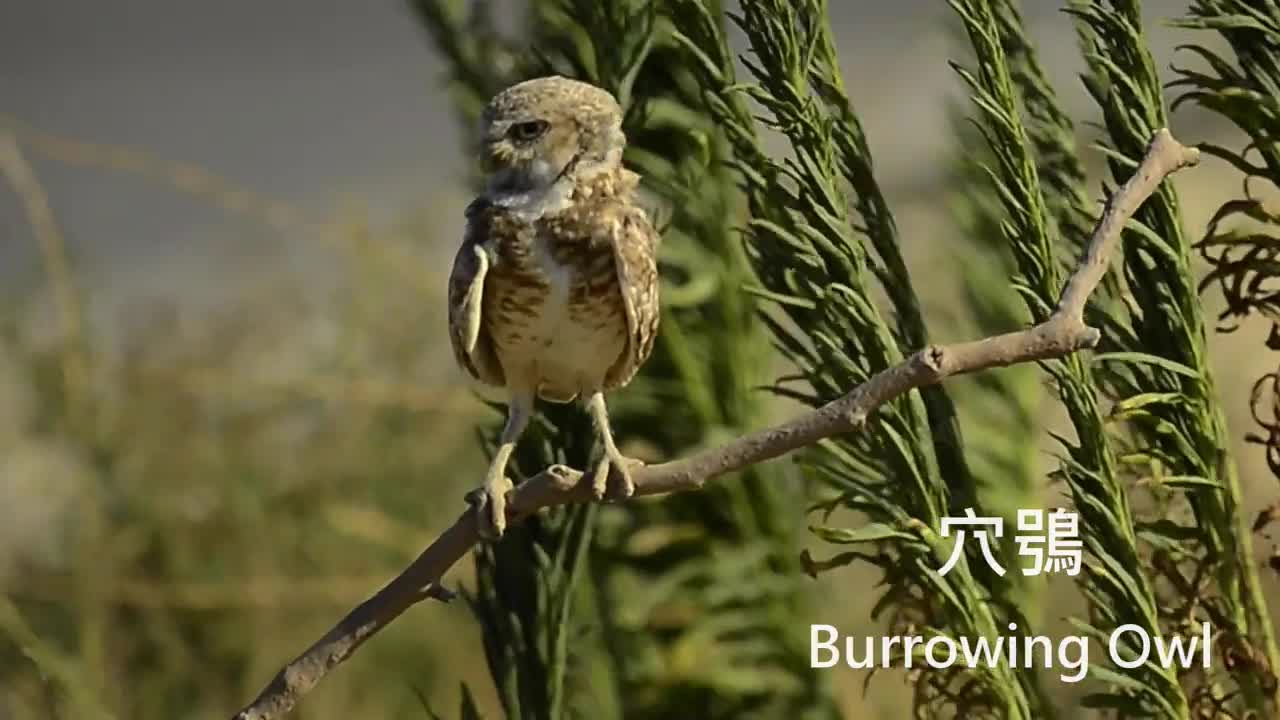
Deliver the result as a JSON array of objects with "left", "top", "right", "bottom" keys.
[{"left": 447, "top": 76, "right": 660, "bottom": 539}]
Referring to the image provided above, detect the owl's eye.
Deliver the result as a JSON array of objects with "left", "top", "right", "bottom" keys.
[{"left": 508, "top": 120, "right": 550, "bottom": 142}]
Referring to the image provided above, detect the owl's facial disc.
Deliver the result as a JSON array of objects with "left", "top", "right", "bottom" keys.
[
  {"left": 481, "top": 115, "right": 580, "bottom": 201},
  {"left": 477, "top": 77, "right": 626, "bottom": 214}
]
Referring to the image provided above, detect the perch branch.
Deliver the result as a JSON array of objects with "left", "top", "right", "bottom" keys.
[{"left": 232, "top": 129, "right": 1199, "bottom": 720}]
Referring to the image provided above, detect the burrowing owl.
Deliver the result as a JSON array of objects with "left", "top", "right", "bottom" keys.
[{"left": 447, "top": 76, "right": 660, "bottom": 539}]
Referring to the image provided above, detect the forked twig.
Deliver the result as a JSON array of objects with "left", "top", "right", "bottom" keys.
[{"left": 232, "top": 129, "right": 1200, "bottom": 720}]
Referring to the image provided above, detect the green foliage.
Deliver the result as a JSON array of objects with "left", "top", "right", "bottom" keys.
[
  {"left": 1074, "top": 1, "right": 1279, "bottom": 713},
  {"left": 941, "top": 3, "right": 1047, "bottom": 619},
  {"left": 1172, "top": 1, "right": 1280, "bottom": 189},
  {"left": 950, "top": 1, "right": 1182, "bottom": 715},
  {"left": 673, "top": 1, "right": 1053, "bottom": 716},
  {"left": 468, "top": 504, "right": 597, "bottom": 720},
  {"left": 1172, "top": 0, "right": 1280, "bottom": 483}
]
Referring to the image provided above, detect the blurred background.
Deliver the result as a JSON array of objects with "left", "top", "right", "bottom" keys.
[{"left": 1, "top": 1, "right": 1276, "bottom": 718}]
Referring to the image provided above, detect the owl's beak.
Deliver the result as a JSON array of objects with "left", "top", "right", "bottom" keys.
[{"left": 479, "top": 139, "right": 512, "bottom": 172}]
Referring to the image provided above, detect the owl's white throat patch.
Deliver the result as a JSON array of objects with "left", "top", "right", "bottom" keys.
[
  {"left": 487, "top": 180, "right": 572, "bottom": 221},
  {"left": 486, "top": 158, "right": 574, "bottom": 220}
]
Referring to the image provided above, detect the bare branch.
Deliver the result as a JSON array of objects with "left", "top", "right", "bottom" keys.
[{"left": 231, "top": 129, "right": 1200, "bottom": 720}]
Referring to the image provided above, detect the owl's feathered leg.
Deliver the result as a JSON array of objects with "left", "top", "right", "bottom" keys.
[
  {"left": 585, "top": 391, "right": 638, "bottom": 501},
  {"left": 469, "top": 391, "right": 533, "bottom": 540}
]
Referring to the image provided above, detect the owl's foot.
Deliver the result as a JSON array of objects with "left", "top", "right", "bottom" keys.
[
  {"left": 467, "top": 396, "right": 531, "bottom": 541},
  {"left": 467, "top": 466, "right": 514, "bottom": 541},
  {"left": 590, "top": 450, "right": 639, "bottom": 502}
]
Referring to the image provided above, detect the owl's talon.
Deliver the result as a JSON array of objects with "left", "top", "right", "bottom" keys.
[
  {"left": 590, "top": 458, "right": 610, "bottom": 501},
  {"left": 469, "top": 472, "right": 513, "bottom": 541},
  {"left": 590, "top": 454, "right": 637, "bottom": 503}
]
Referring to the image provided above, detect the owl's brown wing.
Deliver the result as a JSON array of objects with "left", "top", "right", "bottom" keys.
[
  {"left": 603, "top": 205, "right": 660, "bottom": 389},
  {"left": 447, "top": 201, "right": 505, "bottom": 388}
]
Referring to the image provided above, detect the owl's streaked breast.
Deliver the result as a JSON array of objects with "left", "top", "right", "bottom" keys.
[{"left": 481, "top": 211, "right": 630, "bottom": 402}]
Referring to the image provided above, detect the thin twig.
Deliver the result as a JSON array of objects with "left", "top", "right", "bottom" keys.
[
  {"left": 231, "top": 129, "right": 1200, "bottom": 720},
  {"left": 0, "top": 114, "right": 446, "bottom": 293},
  {"left": 10, "top": 576, "right": 415, "bottom": 611},
  {"left": 0, "top": 131, "right": 90, "bottom": 408}
]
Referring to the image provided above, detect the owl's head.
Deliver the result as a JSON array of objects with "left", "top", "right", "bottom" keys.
[{"left": 478, "top": 76, "right": 625, "bottom": 198}]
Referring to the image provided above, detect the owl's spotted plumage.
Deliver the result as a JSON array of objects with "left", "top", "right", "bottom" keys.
[{"left": 447, "top": 76, "right": 660, "bottom": 539}]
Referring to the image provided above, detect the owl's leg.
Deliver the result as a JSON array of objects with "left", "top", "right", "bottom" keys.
[
  {"left": 469, "top": 391, "right": 533, "bottom": 540},
  {"left": 585, "top": 390, "right": 638, "bottom": 501}
]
